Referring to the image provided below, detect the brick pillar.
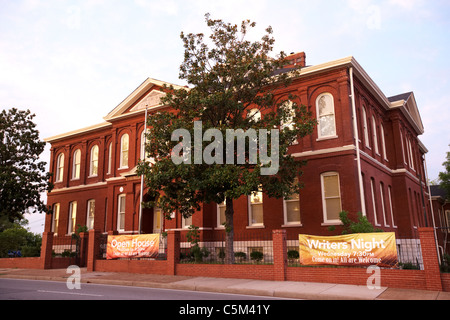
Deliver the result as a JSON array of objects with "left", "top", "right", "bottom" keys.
[
  {"left": 78, "top": 232, "right": 89, "bottom": 267},
  {"left": 418, "top": 227, "right": 443, "bottom": 291},
  {"left": 167, "top": 230, "right": 180, "bottom": 276},
  {"left": 40, "top": 232, "right": 54, "bottom": 269},
  {"left": 273, "top": 229, "right": 287, "bottom": 281},
  {"left": 87, "top": 230, "right": 100, "bottom": 272}
]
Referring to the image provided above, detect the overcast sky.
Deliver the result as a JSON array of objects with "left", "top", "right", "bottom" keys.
[{"left": 1, "top": 0, "right": 449, "bottom": 233}]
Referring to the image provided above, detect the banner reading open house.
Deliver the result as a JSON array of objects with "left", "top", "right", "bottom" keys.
[
  {"left": 299, "top": 233, "right": 398, "bottom": 268},
  {"left": 106, "top": 234, "right": 160, "bottom": 259}
]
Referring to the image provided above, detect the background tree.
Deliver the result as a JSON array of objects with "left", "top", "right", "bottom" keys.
[
  {"left": 438, "top": 145, "right": 450, "bottom": 200},
  {"left": 0, "top": 108, "right": 53, "bottom": 231},
  {"left": 137, "top": 14, "right": 316, "bottom": 263}
]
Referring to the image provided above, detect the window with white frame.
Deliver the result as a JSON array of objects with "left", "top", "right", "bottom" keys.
[
  {"left": 217, "top": 200, "right": 227, "bottom": 228},
  {"left": 68, "top": 201, "right": 77, "bottom": 234},
  {"left": 248, "top": 188, "right": 264, "bottom": 227},
  {"left": 320, "top": 172, "right": 342, "bottom": 223},
  {"left": 283, "top": 186, "right": 300, "bottom": 225},
  {"left": 370, "top": 179, "right": 380, "bottom": 226},
  {"left": 120, "top": 134, "right": 129, "bottom": 168},
  {"left": 372, "top": 116, "right": 379, "bottom": 154},
  {"left": 117, "top": 194, "right": 126, "bottom": 231},
  {"left": 182, "top": 215, "right": 193, "bottom": 229},
  {"left": 247, "top": 108, "right": 261, "bottom": 122},
  {"left": 107, "top": 142, "right": 112, "bottom": 174},
  {"left": 52, "top": 203, "right": 60, "bottom": 235},
  {"left": 362, "top": 107, "right": 370, "bottom": 148},
  {"left": 379, "top": 183, "right": 388, "bottom": 227},
  {"left": 281, "top": 100, "right": 295, "bottom": 130},
  {"left": 388, "top": 186, "right": 397, "bottom": 228},
  {"left": 56, "top": 153, "right": 64, "bottom": 182},
  {"left": 72, "top": 149, "right": 81, "bottom": 180},
  {"left": 87, "top": 199, "right": 95, "bottom": 230},
  {"left": 380, "top": 124, "right": 387, "bottom": 160},
  {"left": 89, "top": 145, "right": 99, "bottom": 176},
  {"left": 316, "top": 93, "right": 336, "bottom": 139}
]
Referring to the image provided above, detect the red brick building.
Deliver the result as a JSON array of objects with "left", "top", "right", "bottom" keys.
[{"left": 44, "top": 53, "right": 439, "bottom": 244}]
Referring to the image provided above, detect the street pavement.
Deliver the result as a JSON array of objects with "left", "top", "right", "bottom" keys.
[{"left": 0, "top": 267, "right": 449, "bottom": 300}]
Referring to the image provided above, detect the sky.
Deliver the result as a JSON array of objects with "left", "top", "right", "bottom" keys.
[{"left": 1, "top": 0, "right": 449, "bottom": 234}]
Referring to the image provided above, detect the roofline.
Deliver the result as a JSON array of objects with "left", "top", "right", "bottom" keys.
[{"left": 44, "top": 122, "right": 112, "bottom": 143}]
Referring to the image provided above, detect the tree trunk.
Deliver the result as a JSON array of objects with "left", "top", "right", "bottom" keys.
[{"left": 224, "top": 197, "right": 235, "bottom": 264}]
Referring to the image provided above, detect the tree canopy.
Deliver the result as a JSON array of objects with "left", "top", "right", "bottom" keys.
[
  {"left": 137, "top": 14, "right": 316, "bottom": 263},
  {"left": 0, "top": 108, "right": 53, "bottom": 231}
]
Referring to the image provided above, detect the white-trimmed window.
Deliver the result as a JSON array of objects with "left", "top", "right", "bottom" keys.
[
  {"left": 182, "top": 215, "right": 193, "bottom": 229},
  {"left": 52, "top": 203, "right": 60, "bottom": 235},
  {"left": 388, "top": 186, "right": 397, "bottom": 228},
  {"left": 68, "top": 201, "right": 77, "bottom": 234},
  {"left": 380, "top": 124, "right": 387, "bottom": 160},
  {"left": 153, "top": 207, "right": 163, "bottom": 233},
  {"left": 316, "top": 93, "right": 336, "bottom": 139},
  {"left": 247, "top": 108, "right": 261, "bottom": 122},
  {"left": 372, "top": 116, "right": 379, "bottom": 154},
  {"left": 120, "top": 134, "right": 129, "bottom": 169},
  {"left": 370, "top": 178, "right": 380, "bottom": 226},
  {"left": 87, "top": 199, "right": 95, "bottom": 230},
  {"left": 72, "top": 149, "right": 81, "bottom": 180},
  {"left": 217, "top": 201, "right": 227, "bottom": 228},
  {"left": 362, "top": 107, "right": 370, "bottom": 148},
  {"left": 248, "top": 188, "right": 264, "bottom": 227},
  {"left": 380, "top": 183, "right": 388, "bottom": 227},
  {"left": 117, "top": 194, "right": 126, "bottom": 232},
  {"left": 320, "top": 172, "right": 342, "bottom": 224},
  {"left": 107, "top": 142, "right": 112, "bottom": 174},
  {"left": 283, "top": 187, "right": 300, "bottom": 226},
  {"left": 89, "top": 145, "right": 99, "bottom": 176},
  {"left": 56, "top": 153, "right": 64, "bottom": 182}
]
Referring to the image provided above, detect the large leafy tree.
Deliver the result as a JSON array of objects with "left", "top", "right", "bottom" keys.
[
  {"left": 0, "top": 108, "right": 53, "bottom": 231},
  {"left": 137, "top": 14, "right": 316, "bottom": 263}
]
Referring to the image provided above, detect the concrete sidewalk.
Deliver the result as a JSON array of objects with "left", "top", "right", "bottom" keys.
[{"left": 1, "top": 268, "right": 449, "bottom": 300}]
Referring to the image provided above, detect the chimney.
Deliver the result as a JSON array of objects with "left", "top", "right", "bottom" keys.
[{"left": 284, "top": 52, "right": 306, "bottom": 68}]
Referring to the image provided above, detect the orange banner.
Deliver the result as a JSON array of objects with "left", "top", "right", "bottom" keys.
[
  {"left": 106, "top": 234, "right": 160, "bottom": 260},
  {"left": 299, "top": 233, "right": 398, "bottom": 268}
]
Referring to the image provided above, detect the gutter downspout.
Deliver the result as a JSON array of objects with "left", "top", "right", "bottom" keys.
[{"left": 349, "top": 67, "right": 366, "bottom": 216}]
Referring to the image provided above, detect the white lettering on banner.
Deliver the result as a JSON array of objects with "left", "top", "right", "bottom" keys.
[{"left": 306, "top": 238, "right": 387, "bottom": 252}]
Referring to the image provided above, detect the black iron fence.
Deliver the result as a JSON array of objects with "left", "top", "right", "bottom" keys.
[{"left": 179, "top": 231, "right": 274, "bottom": 265}]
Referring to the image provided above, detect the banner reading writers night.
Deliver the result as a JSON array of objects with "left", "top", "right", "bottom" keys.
[
  {"left": 106, "top": 234, "right": 160, "bottom": 259},
  {"left": 299, "top": 233, "right": 398, "bottom": 268}
]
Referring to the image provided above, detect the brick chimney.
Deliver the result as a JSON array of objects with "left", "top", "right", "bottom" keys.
[{"left": 284, "top": 52, "right": 306, "bottom": 68}]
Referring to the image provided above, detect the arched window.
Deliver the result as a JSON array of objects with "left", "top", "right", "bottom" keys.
[
  {"left": 362, "top": 106, "right": 370, "bottom": 148},
  {"left": 89, "top": 145, "right": 99, "bottom": 176},
  {"left": 372, "top": 116, "right": 379, "bottom": 154},
  {"left": 120, "top": 134, "right": 129, "bottom": 168},
  {"left": 107, "top": 142, "right": 112, "bottom": 174},
  {"left": 56, "top": 153, "right": 64, "bottom": 182},
  {"left": 316, "top": 93, "right": 336, "bottom": 139},
  {"left": 247, "top": 108, "right": 261, "bottom": 122},
  {"left": 72, "top": 149, "right": 81, "bottom": 179},
  {"left": 280, "top": 100, "right": 295, "bottom": 130}
]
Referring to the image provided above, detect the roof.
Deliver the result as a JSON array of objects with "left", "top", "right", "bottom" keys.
[
  {"left": 388, "top": 92, "right": 413, "bottom": 103},
  {"left": 430, "top": 185, "right": 449, "bottom": 199}
]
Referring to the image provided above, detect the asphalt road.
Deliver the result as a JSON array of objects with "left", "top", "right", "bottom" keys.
[{"left": 0, "top": 278, "right": 289, "bottom": 301}]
